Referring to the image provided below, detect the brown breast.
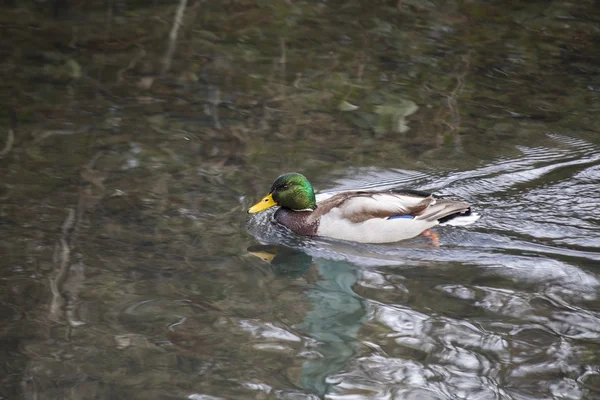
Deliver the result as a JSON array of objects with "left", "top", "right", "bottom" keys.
[{"left": 273, "top": 208, "right": 319, "bottom": 236}]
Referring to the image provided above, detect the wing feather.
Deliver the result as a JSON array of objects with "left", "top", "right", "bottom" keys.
[{"left": 311, "top": 191, "right": 435, "bottom": 223}]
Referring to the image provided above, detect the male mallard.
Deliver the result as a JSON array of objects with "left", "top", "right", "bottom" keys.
[{"left": 247, "top": 172, "right": 476, "bottom": 244}]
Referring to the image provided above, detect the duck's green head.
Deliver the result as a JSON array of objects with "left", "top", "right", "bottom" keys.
[{"left": 248, "top": 172, "right": 316, "bottom": 213}]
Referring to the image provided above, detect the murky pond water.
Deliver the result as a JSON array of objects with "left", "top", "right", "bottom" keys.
[
  {"left": 244, "top": 134, "right": 600, "bottom": 399},
  {"left": 2, "top": 1, "right": 600, "bottom": 399}
]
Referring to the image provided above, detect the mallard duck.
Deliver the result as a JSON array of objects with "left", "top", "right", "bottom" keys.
[{"left": 247, "top": 172, "right": 476, "bottom": 244}]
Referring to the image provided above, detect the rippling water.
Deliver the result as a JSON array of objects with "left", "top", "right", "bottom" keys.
[
  {"left": 4, "top": 1, "right": 600, "bottom": 398},
  {"left": 244, "top": 134, "right": 600, "bottom": 399},
  {"left": 6, "top": 132, "right": 600, "bottom": 400}
]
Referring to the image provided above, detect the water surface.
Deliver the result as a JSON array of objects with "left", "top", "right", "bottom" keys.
[{"left": 1, "top": 1, "right": 600, "bottom": 399}]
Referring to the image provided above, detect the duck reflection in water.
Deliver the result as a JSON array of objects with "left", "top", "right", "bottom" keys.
[
  {"left": 248, "top": 244, "right": 367, "bottom": 396},
  {"left": 247, "top": 244, "right": 313, "bottom": 278}
]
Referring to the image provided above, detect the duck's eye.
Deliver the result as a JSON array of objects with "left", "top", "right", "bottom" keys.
[{"left": 282, "top": 185, "right": 289, "bottom": 190}]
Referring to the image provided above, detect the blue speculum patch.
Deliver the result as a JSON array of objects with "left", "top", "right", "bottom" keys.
[{"left": 388, "top": 215, "right": 413, "bottom": 220}]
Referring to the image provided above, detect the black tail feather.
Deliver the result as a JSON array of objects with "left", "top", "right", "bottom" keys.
[{"left": 438, "top": 207, "right": 472, "bottom": 224}]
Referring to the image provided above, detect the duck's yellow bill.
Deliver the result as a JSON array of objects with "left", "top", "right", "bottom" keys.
[{"left": 247, "top": 193, "right": 277, "bottom": 214}]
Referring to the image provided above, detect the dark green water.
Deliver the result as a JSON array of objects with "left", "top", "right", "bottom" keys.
[{"left": 1, "top": 1, "right": 600, "bottom": 399}]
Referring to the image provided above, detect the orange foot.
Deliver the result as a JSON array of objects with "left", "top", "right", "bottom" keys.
[{"left": 422, "top": 229, "right": 440, "bottom": 247}]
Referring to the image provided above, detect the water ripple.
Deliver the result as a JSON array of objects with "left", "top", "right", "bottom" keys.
[{"left": 244, "top": 135, "right": 600, "bottom": 399}]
